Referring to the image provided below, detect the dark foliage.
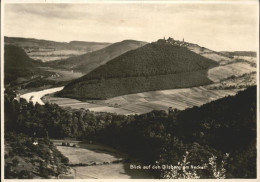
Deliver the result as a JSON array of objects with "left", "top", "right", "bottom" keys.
[
  {"left": 4, "top": 45, "right": 42, "bottom": 84},
  {"left": 4, "top": 132, "right": 69, "bottom": 179},
  {"left": 4, "top": 86, "right": 256, "bottom": 178}
]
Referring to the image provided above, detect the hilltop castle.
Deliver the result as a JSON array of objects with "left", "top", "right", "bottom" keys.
[{"left": 157, "top": 37, "right": 187, "bottom": 47}]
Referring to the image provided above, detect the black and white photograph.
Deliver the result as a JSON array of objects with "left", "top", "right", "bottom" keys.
[{"left": 1, "top": 0, "right": 259, "bottom": 180}]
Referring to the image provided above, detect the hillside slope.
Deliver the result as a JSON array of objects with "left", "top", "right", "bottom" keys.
[
  {"left": 57, "top": 41, "right": 219, "bottom": 99},
  {"left": 4, "top": 45, "right": 42, "bottom": 84},
  {"left": 47, "top": 40, "right": 148, "bottom": 73},
  {"left": 5, "top": 36, "right": 111, "bottom": 62}
]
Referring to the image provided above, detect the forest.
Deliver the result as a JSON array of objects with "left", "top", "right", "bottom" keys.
[{"left": 4, "top": 86, "right": 256, "bottom": 178}]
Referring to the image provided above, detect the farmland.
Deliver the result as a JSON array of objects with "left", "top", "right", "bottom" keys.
[
  {"left": 51, "top": 140, "right": 151, "bottom": 179},
  {"left": 186, "top": 43, "right": 232, "bottom": 64},
  {"left": 207, "top": 62, "right": 256, "bottom": 82},
  {"left": 44, "top": 85, "right": 241, "bottom": 115},
  {"left": 43, "top": 64, "right": 256, "bottom": 115},
  {"left": 27, "top": 50, "right": 87, "bottom": 62},
  {"left": 42, "top": 68, "right": 84, "bottom": 81}
]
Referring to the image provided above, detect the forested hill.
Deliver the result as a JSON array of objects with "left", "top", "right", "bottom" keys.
[
  {"left": 57, "top": 41, "right": 219, "bottom": 99},
  {"left": 4, "top": 45, "right": 42, "bottom": 84},
  {"left": 46, "top": 40, "right": 147, "bottom": 73},
  {"left": 5, "top": 45, "right": 41, "bottom": 68}
]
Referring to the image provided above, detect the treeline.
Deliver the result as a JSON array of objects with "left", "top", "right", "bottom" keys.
[{"left": 4, "top": 86, "right": 256, "bottom": 178}]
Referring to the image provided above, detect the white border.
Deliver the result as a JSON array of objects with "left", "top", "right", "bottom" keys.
[{"left": 1, "top": 0, "right": 259, "bottom": 182}]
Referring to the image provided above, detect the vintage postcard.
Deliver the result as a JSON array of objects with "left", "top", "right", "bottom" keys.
[{"left": 1, "top": 0, "right": 259, "bottom": 181}]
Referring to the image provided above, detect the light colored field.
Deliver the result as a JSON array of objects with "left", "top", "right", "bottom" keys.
[
  {"left": 53, "top": 140, "right": 151, "bottom": 179},
  {"left": 45, "top": 86, "right": 241, "bottom": 115},
  {"left": 28, "top": 50, "right": 86, "bottom": 62},
  {"left": 233, "top": 56, "right": 257, "bottom": 65},
  {"left": 207, "top": 72, "right": 256, "bottom": 89},
  {"left": 74, "top": 164, "right": 129, "bottom": 179},
  {"left": 56, "top": 146, "right": 121, "bottom": 165},
  {"left": 74, "top": 163, "right": 151, "bottom": 179},
  {"left": 186, "top": 44, "right": 232, "bottom": 64},
  {"left": 207, "top": 62, "right": 256, "bottom": 82},
  {"left": 43, "top": 68, "right": 84, "bottom": 81},
  {"left": 31, "top": 56, "right": 70, "bottom": 62}
]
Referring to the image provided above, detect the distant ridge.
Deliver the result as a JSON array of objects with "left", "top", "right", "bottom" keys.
[
  {"left": 220, "top": 51, "right": 257, "bottom": 58},
  {"left": 5, "top": 36, "right": 111, "bottom": 62},
  {"left": 47, "top": 39, "right": 148, "bottom": 73},
  {"left": 5, "top": 36, "right": 111, "bottom": 50}
]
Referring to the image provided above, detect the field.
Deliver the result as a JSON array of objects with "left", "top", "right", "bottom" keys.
[
  {"left": 42, "top": 67, "right": 84, "bottom": 81},
  {"left": 52, "top": 140, "right": 151, "bottom": 179},
  {"left": 74, "top": 164, "right": 151, "bottom": 179},
  {"left": 56, "top": 145, "right": 122, "bottom": 165},
  {"left": 186, "top": 44, "right": 232, "bottom": 64},
  {"left": 44, "top": 85, "right": 241, "bottom": 115},
  {"left": 28, "top": 50, "right": 87, "bottom": 62},
  {"left": 233, "top": 56, "right": 257, "bottom": 65},
  {"left": 207, "top": 62, "right": 256, "bottom": 82}
]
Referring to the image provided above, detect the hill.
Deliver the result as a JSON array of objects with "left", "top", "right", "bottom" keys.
[
  {"left": 4, "top": 45, "right": 42, "bottom": 84},
  {"left": 5, "top": 36, "right": 111, "bottom": 62},
  {"left": 47, "top": 40, "right": 148, "bottom": 73},
  {"left": 57, "top": 40, "right": 219, "bottom": 99}
]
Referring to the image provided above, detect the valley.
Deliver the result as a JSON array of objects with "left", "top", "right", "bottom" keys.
[
  {"left": 13, "top": 37, "right": 256, "bottom": 115},
  {"left": 5, "top": 37, "right": 111, "bottom": 62},
  {"left": 4, "top": 36, "right": 257, "bottom": 180}
]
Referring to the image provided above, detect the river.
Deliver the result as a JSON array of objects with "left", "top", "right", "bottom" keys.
[{"left": 20, "top": 86, "right": 64, "bottom": 105}]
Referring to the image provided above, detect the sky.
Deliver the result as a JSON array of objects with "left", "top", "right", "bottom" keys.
[{"left": 3, "top": 1, "right": 259, "bottom": 51}]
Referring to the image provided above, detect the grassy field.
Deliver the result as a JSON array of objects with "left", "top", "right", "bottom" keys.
[
  {"left": 74, "top": 163, "right": 151, "bottom": 179},
  {"left": 186, "top": 44, "right": 232, "bottom": 64},
  {"left": 207, "top": 62, "right": 256, "bottom": 82},
  {"left": 45, "top": 85, "right": 241, "bottom": 115},
  {"left": 52, "top": 140, "right": 126, "bottom": 165},
  {"left": 28, "top": 50, "right": 86, "bottom": 62},
  {"left": 56, "top": 146, "right": 122, "bottom": 165},
  {"left": 52, "top": 140, "right": 151, "bottom": 179},
  {"left": 42, "top": 67, "right": 84, "bottom": 81}
]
